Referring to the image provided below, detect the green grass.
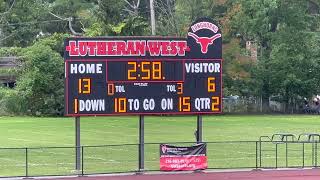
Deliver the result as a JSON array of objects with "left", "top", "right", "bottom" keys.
[{"left": 0, "top": 115, "right": 319, "bottom": 176}]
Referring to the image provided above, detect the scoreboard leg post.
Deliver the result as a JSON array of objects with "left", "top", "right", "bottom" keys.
[
  {"left": 197, "top": 115, "right": 203, "bottom": 143},
  {"left": 194, "top": 115, "right": 204, "bottom": 173},
  {"left": 75, "top": 116, "right": 81, "bottom": 174},
  {"left": 138, "top": 115, "right": 145, "bottom": 173}
]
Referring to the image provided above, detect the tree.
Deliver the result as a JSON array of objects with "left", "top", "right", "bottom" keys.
[
  {"left": 222, "top": 38, "right": 257, "bottom": 97},
  {"left": 42, "top": 0, "right": 96, "bottom": 35},
  {"left": 0, "top": 0, "right": 95, "bottom": 46},
  {"left": 14, "top": 37, "right": 65, "bottom": 116},
  {"left": 86, "top": 0, "right": 150, "bottom": 36},
  {"left": 154, "top": 0, "right": 210, "bottom": 36},
  {"left": 0, "top": 0, "right": 48, "bottom": 47},
  {"left": 230, "top": 0, "right": 320, "bottom": 112}
]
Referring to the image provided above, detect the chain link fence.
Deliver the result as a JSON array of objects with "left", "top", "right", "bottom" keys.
[
  {"left": 0, "top": 141, "right": 319, "bottom": 177},
  {"left": 223, "top": 97, "right": 263, "bottom": 113},
  {"left": 223, "top": 96, "right": 307, "bottom": 113}
]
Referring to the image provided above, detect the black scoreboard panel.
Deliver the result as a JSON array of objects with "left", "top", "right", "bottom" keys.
[
  {"left": 65, "top": 59, "right": 222, "bottom": 115},
  {"left": 64, "top": 17, "right": 223, "bottom": 116}
]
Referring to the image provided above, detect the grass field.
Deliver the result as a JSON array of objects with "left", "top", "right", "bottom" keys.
[{"left": 0, "top": 115, "right": 320, "bottom": 177}]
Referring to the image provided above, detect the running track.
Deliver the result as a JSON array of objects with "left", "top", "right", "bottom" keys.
[{"left": 39, "top": 169, "right": 320, "bottom": 180}]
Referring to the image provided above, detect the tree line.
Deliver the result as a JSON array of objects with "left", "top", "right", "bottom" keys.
[{"left": 0, "top": 0, "right": 319, "bottom": 115}]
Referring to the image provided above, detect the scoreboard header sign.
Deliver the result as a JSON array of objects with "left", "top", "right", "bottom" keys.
[{"left": 64, "top": 17, "right": 222, "bottom": 116}]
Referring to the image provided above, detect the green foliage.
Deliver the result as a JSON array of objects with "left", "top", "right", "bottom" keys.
[
  {"left": 0, "top": 0, "right": 94, "bottom": 46},
  {"left": 155, "top": 0, "right": 190, "bottom": 36},
  {"left": 95, "top": 0, "right": 125, "bottom": 26},
  {"left": 0, "top": 67, "right": 17, "bottom": 77},
  {"left": 110, "top": 16, "right": 150, "bottom": 36},
  {"left": 0, "top": 88, "right": 24, "bottom": 115},
  {"left": 0, "top": 47, "right": 22, "bottom": 56},
  {"left": 0, "top": 87, "right": 8, "bottom": 114},
  {"left": 84, "top": 22, "right": 106, "bottom": 37},
  {"left": 0, "top": 0, "right": 49, "bottom": 47},
  {"left": 222, "top": 39, "right": 257, "bottom": 96},
  {"left": 269, "top": 31, "right": 320, "bottom": 102},
  {"left": 85, "top": 16, "right": 150, "bottom": 36},
  {"left": 35, "top": 33, "right": 70, "bottom": 55},
  {"left": 13, "top": 40, "right": 64, "bottom": 116},
  {"left": 42, "top": 0, "right": 96, "bottom": 34},
  {"left": 228, "top": 0, "right": 320, "bottom": 111}
]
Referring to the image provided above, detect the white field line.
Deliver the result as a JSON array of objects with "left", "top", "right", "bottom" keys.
[
  {"left": 10, "top": 129, "right": 69, "bottom": 137},
  {"left": 80, "top": 129, "right": 115, "bottom": 134},
  {"left": 9, "top": 126, "right": 73, "bottom": 137},
  {"left": 7, "top": 138, "right": 35, "bottom": 142},
  {"left": 8, "top": 129, "right": 74, "bottom": 142},
  {"left": 0, "top": 159, "right": 147, "bottom": 168},
  {"left": 27, "top": 150, "right": 122, "bottom": 163},
  {"left": 6, "top": 138, "right": 73, "bottom": 146},
  {"left": 0, "top": 157, "right": 24, "bottom": 163},
  {"left": 0, "top": 160, "right": 133, "bottom": 168},
  {"left": 0, "top": 151, "right": 111, "bottom": 165}
]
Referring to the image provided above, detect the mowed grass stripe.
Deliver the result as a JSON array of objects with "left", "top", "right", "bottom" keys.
[{"left": 0, "top": 115, "right": 319, "bottom": 176}]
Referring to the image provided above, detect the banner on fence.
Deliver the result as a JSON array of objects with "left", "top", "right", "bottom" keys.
[{"left": 160, "top": 143, "right": 207, "bottom": 171}]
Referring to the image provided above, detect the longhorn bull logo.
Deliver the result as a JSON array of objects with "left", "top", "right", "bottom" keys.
[{"left": 188, "top": 32, "right": 221, "bottom": 54}]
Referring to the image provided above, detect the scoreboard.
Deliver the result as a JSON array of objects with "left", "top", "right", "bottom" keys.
[{"left": 64, "top": 18, "right": 222, "bottom": 116}]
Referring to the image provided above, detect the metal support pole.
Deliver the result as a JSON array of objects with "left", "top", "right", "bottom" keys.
[
  {"left": 255, "top": 141, "right": 258, "bottom": 169},
  {"left": 275, "top": 144, "right": 278, "bottom": 168},
  {"left": 150, "top": 0, "right": 156, "bottom": 35},
  {"left": 312, "top": 142, "right": 315, "bottom": 167},
  {"left": 25, "top": 148, "right": 28, "bottom": 177},
  {"left": 81, "top": 146, "right": 84, "bottom": 176},
  {"left": 286, "top": 140, "right": 288, "bottom": 168},
  {"left": 316, "top": 143, "right": 318, "bottom": 167},
  {"left": 75, "top": 116, "right": 81, "bottom": 172},
  {"left": 259, "top": 140, "right": 262, "bottom": 167},
  {"left": 139, "top": 115, "right": 144, "bottom": 172},
  {"left": 302, "top": 143, "right": 305, "bottom": 168},
  {"left": 197, "top": 115, "right": 203, "bottom": 143}
]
